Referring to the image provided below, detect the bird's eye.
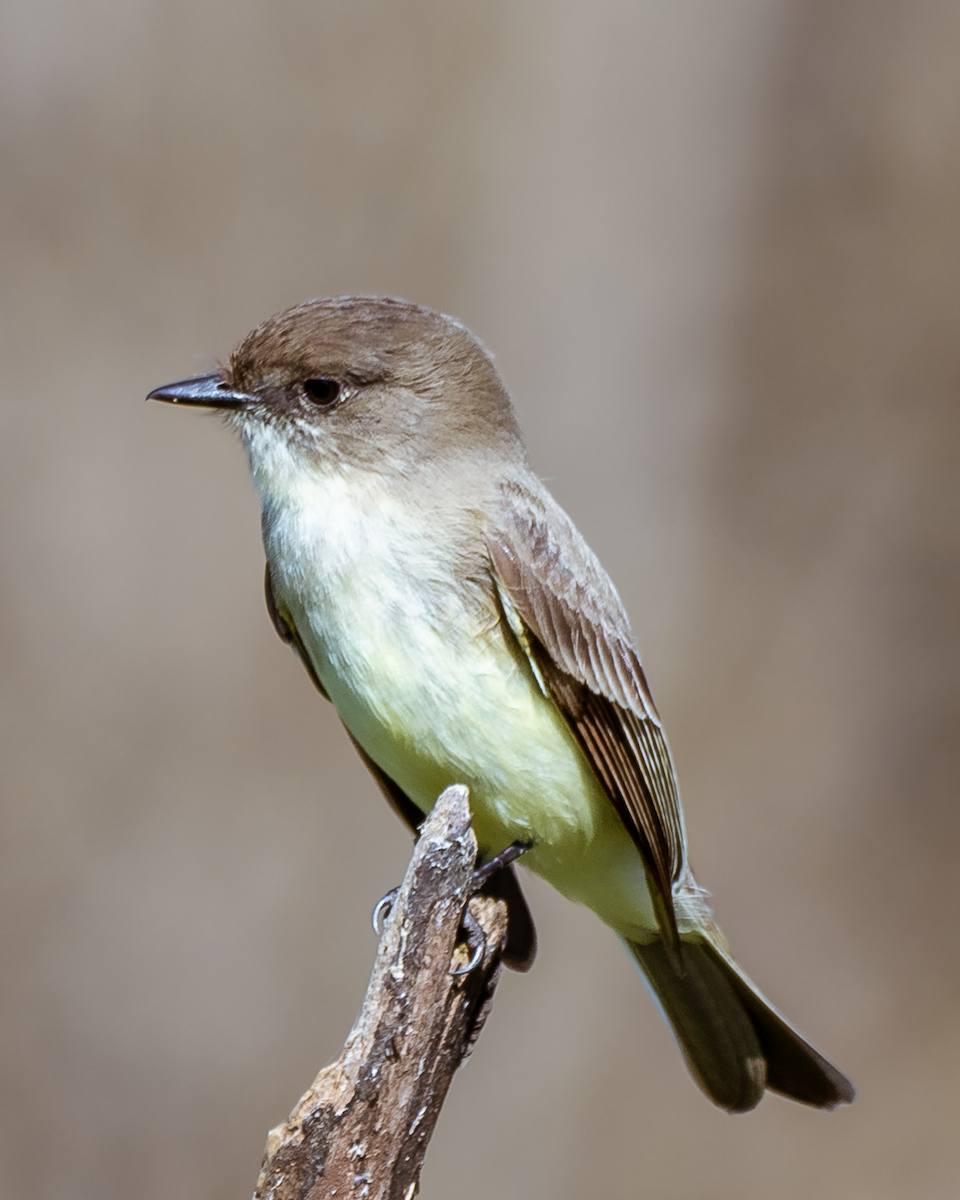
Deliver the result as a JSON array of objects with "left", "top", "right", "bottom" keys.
[{"left": 303, "top": 378, "right": 342, "bottom": 407}]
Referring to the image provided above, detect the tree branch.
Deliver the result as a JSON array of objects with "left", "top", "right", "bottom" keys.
[{"left": 254, "top": 784, "right": 507, "bottom": 1200}]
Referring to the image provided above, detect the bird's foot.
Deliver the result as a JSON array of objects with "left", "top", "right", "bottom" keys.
[
  {"left": 371, "top": 840, "right": 533, "bottom": 974},
  {"left": 371, "top": 881, "right": 485, "bottom": 974},
  {"left": 453, "top": 841, "right": 533, "bottom": 975}
]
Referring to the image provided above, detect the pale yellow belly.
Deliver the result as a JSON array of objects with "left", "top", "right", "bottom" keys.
[{"left": 285, "top": 574, "right": 660, "bottom": 939}]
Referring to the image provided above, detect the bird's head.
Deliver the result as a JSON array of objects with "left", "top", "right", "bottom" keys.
[{"left": 148, "top": 296, "right": 524, "bottom": 484}]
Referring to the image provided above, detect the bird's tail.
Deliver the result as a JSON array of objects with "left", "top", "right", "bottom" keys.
[{"left": 626, "top": 935, "right": 855, "bottom": 1112}]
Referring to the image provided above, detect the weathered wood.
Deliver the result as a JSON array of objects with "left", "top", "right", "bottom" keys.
[{"left": 254, "top": 785, "right": 508, "bottom": 1200}]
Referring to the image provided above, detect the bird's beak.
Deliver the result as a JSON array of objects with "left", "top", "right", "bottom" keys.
[{"left": 146, "top": 372, "right": 256, "bottom": 410}]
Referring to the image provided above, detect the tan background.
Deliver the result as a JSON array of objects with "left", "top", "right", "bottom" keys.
[{"left": 2, "top": 2, "right": 959, "bottom": 1197}]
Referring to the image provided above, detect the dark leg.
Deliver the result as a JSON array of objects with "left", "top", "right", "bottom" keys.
[
  {"left": 471, "top": 840, "right": 532, "bottom": 892},
  {"left": 450, "top": 842, "right": 535, "bottom": 977}
]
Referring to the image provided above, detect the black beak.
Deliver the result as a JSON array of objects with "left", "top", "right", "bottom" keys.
[{"left": 146, "top": 372, "right": 256, "bottom": 410}]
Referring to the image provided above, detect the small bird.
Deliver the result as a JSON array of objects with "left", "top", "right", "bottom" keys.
[{"left": 149, "top": 296, "right": 854, "bottom": 1112}]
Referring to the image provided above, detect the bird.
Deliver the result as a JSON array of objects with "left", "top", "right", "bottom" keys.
[{"left": 148, "top": 295, "right": 855, "bottom": 1113}]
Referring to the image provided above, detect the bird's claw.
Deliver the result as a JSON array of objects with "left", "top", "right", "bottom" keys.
[
  {"left": 452, "top": 841, "right": 532, "bottom": 975},
  {"left": 373, "top": 840, "right": 532, "bottom": 976},
  {"left": 374, "top": 882, "right": 484, "bottom": 974},
  {"left": 372, "top": 886, "right": 400, "bottom": 936},
  {"left": 452, "top": 904, "right": 486, "bottom": 976}
]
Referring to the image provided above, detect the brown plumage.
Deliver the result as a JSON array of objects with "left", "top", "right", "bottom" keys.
[{"left": 149, "top": 295, "right": 855, "bottom": 1112}]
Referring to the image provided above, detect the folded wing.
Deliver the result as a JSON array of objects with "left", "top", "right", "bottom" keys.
[{"left": 486, "top": 481, "right": 687, "bottom": 960}]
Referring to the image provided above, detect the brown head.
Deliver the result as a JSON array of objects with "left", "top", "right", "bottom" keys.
[{"left": 148, "top": 296, "right": 525, "bottom": 478}]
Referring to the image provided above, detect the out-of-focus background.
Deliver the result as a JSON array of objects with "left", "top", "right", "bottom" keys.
[{"left": 2, "top": 2, "right": 958, "bottom": 1196}]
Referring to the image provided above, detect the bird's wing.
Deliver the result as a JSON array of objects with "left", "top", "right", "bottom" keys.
[
  {"left": 265, "top": 564, "right": 331, "bottom": 700},
  {"left": 264, "top": 565, "right": 537, "bottom": 971},
  {"left": 486, "top": 480, "right": 687, "bottom": 955}
]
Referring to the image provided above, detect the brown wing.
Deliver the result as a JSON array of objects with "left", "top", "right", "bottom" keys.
[
  {"left": 265, "top": 564, "right": 331, "bottom": 700},
  {"left": 486, "top": 481, "right": 686, "bottom": 959},
  {"left": 265, "top": 565, "right": 537, "bottom": 972}
]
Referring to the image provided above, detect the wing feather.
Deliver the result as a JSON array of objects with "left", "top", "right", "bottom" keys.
[
  {"left": 265, "top": 565, "right": 331, "bottom": 701},
  {"left": 486, "top": 481, "right": 687, "bottom": 956}
]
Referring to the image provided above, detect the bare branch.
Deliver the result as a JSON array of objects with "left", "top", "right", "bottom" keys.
[{"left": 255, "top": 785, "right": 507, "bottom": 1200}]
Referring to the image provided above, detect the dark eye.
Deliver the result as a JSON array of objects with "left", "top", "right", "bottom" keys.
[{"left": 303, "top": 378, "right": 342, "bottom": 406}]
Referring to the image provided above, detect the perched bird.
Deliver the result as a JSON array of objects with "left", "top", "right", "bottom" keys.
[{"left": 149, "top": 295, "right": 855, "bottom": 1113}]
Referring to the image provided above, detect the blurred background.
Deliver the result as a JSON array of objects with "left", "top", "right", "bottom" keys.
[{"left": 2, "top": 1, "right": 958, "bottom": 1196}]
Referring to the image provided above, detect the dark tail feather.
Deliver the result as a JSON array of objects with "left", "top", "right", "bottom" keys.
[{"left": 628, "top": 938, "right": 855, "bottom": 1113}]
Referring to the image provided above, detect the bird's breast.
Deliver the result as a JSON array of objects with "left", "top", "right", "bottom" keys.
[
  {"left": 260, "top": 471, "right": 603, "bottom": 841},
  {"left": 256, "top": 465, "right": 660, "bottom": 936}
]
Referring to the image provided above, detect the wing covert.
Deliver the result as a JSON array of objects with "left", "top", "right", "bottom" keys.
[{"left": 486, "top": 481, "right": 687, "bottom": 956}]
